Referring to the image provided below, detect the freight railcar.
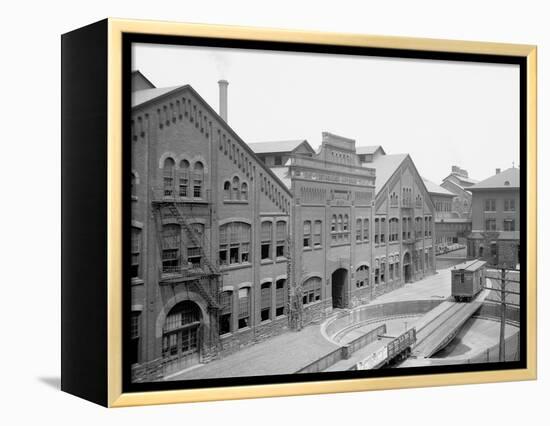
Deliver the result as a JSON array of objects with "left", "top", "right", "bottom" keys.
[
  {"left": 356, "top": 327, "right": 417, "bottom": 370},
  {"left": 451, "top": 259, "right": 487, "bottom": 302}
]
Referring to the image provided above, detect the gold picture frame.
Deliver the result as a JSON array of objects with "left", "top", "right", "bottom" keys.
[{"left": 61, "top": 18, "right": 537, "bottom": 407}]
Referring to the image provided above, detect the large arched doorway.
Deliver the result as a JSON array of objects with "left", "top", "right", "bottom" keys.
[
  {"left": 403, "top": 252, "right": 411, "bottom": 283},
  {"left": 331, "top": 268, "right": 348, "bottom": 308},
  {"left": 162, "top": 300, "right": 202, "bottom": 375}
]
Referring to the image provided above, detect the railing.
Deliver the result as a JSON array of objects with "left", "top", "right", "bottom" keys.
[{"left": 151, "top": 187, "right": 210, "bottom": 203}]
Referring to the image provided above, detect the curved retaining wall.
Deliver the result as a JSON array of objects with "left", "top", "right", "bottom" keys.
[{"left": 324, "top": 299, "right": 444, "bottom": 341}]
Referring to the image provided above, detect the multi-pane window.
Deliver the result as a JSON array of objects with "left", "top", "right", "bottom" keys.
[
  {"left": 356, "top": 265, "right": 369, "bottom": 288},
  {"left": 260, "top": 282, "right": 272, "bottom": 322},
  {"left": 504, "top": 199, "right": 516, "bottom": 212},
  {"left": 131, "top": 227, "right": 141, "bottom": 278},
  {"left": 179, "top": 160, "right": 189, "bottom": 197},
  {"left": 485, "top": 199, "right": 496, "bottom": 212},
  {"left": 485, "top": 219, "right": 497, "bottom": 231},
  {"left": 131, "top": 173, "right": 138, "bottom": 198},
  {"left": 374, "top": 218, "right": 380, "bottom": 244},
  {"left": 504, "top": 219, "right": 515, "bottom": 231},
  {"left": 302, "top": 277, "right": 321, "bottom": 305},
  {"left": 389, "top": 263, "right": 394, "bottom": 281},
  {"left": 415, "top": 217, "right": 423, "bottom": 239},
  {"left": 390, "top": 192, "right": 398, "bottom": 207},
  {"left": 395, "top": 261, "right": 400, "bottom": 278},
  {"left": 261, "top": 221, "right": 273, "bottom": 259},
  {"left": 380, "top": 261, "right": 386, "bottom": 283},
  {"left": 389, "top": 218, "right": 399, "bottom": 242},
  {"left": 241, "top": 182, "right": 248, "bottom": 200},
  {"left": 275, "top": 279, "right": 286, "bottom": 317},
  {"left": 424, "top": 216, "right": 429, "bottom": 237},
  {"left": 313, "top": 220, "right": 322, "bottom": 247},
  {"left": 415, "top": 195, "right": 422, "bottom": 209},
  {"left": 232, "top": 176, "right": 240, "bottom": 200},
  {"left": 276, "top": 221, "right": 286, "bottom": 257},
  {"left": 219, "top": 222, "right": 251, "bottom": 266},
  {"left": 356, "top": 218, "right": 362, "bottom": 242},
  {"left": 162, "top": 224, "right": 181, "bottom": 273},
  {"left": 130, "top": 311, "right": 140, "bottom": 364},
  {"left": 219, "top": 291, "right": 232, "bottom": 335},
  {"left": 223, "top": 181, "right": 231, "bottom": 200},
  {"left": 374, "top": 266, "right": 380, "bottom": 284},
  {"left": 162, "top": 302, "right": 200, "bottom": 358},
  {"left": 163, "top": 157, "right": 175, "bottom": 196},
  {"left": 238, "top": 287, "right": 251, "bottom": 329},
  {"left": 193, "top": 162, "right": 204, "bottom": 198},
  {"left": 303, "top": 220, "right": 312, "bottom": 249},
  {"left": 380, "top": 218, "right": 386, "bottom": 244},
  {"left": 363, "top": 219, "right": 369, "bottom": 242},
  {"left": 187, "top": 223, "right": 204, "bottom": 267}
]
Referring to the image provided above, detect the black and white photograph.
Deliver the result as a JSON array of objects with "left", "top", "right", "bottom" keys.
[{"left": 128, "top": 40, "right": 523, "bottom": 384}]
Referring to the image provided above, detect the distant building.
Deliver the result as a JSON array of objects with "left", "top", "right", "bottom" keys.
[
  {"left": 248, "top": 139, "right": 315, "bottom": 167},
  {"left": 423, "top": 177, "right": 471, "bottom": 250},
  {"left": 466, "top": 167, "right": 520, "bottom": 268},
  {"left": 440, "top": 165, "right": 478, "bottom": 218}
]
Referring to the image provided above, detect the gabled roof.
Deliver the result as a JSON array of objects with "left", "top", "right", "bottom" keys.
[
  {"left": 132, "top": 70, "right": 156, "bottom": 91},
  {"left": 248, "top": 139, "right": 315, "bottom": 155},
  {"left": 422, "top": 177, "right": 455, "bottom": 197},
  {"left": 442, "top": 173, "right": 479, "bottom": 187},
  {"left": 132, "top": 85, "right": 183, "bottom": 107},
  {"left": 356, "top": 145, "right": 386, "bottom": 155},
  {"left": 363, "top": 154, "right": 407, "bottom": 193},
  {"left": 131, "top": 81, "right": 293, "bottom": 197},
  {"left": 469, "top": 167, "right": 520, "bottom": 190}
]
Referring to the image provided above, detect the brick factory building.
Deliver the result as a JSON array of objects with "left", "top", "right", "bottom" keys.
[{"left": 466, "top": 167, "right": 520, "bottom": 268}]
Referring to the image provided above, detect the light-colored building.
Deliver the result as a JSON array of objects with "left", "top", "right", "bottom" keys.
[
  {"left": 440, "top": 165, "right": 478, "bottom": 218},
  {"left": 466, "top": 167, "right": 520, "bottom": 268}
]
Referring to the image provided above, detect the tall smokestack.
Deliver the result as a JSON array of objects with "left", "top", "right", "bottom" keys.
[{"left": 218, "top": 80, "right": 229, "bottom": 122}]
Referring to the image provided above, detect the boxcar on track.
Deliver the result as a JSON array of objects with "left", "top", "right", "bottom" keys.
[{"left": 451, "top": 259, "right": 487, "bottom": 302}]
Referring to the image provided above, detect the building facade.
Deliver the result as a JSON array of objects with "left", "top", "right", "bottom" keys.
[
  {"left": 423, "top": 177, "right": 472, "bottom": 251},
  {"left": 466, "top": 167, "right": 520, "bottom": 268},
  {"left": 130, "top": 73, "right": 292, "bottom": 381},
  {"left": 440, "top": 165, "right": 478, "bottom": 218}
]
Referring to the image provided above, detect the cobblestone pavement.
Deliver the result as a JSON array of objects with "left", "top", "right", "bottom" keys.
[{"left": 166, "top": 268, "right": 456, "bottom": 381}]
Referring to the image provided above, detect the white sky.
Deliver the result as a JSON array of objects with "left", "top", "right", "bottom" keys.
[{"left": 132, "top": 43, "right": 520, "bottom": 184}]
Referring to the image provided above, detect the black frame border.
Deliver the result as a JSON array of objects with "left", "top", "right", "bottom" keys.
[{"left": 121, "top": 32, "right": 528, "bottom": 394}]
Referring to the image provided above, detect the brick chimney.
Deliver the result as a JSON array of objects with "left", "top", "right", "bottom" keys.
[
  {"left": 496, "top": 168, "right": 501, "bottom": 174},
  {"left": 218, "top": 80, "right": 229, "bottom": 122}
]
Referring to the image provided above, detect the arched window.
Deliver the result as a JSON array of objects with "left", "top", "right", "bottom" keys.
[
  {"left": 313, "top": 220, "right": 322, "bottom": 247},
  {"left": 343, "top": 215, "right": 349, "bottom": 231},
  {"left": 337, "top": 215, "right": 343, "bottom": 232},
  {"left": 275, "top": 279, "right": 286, "bottom": 316},
  {"left": 356, "top": 265, "right": 369, "bottom": 287},
  {"left": 302, "top": 277, "right": 322, "bottom": 305},
  {"left": 163, "top": 157, "right": 175, "bottom": 196},
  {"left": 260, "top": 282, "right": 272, "bottom": 321},
  {"left": 161, "top": 224, "right": 180, "bottom": 273},
  {"left": 276, "top": 221, "right": 286, "bottom": 257},
  {"left": 223, "top": 181, "right": 231, "bottom": 200},
  {"left": 261, "top": 221, "right": 273, "bottom": 260},
  {"left": 162, "top": 301, "right": 201, "bottom": 359},
  {"left": 232, "top": 176, "right": 240, "bottom": 200},
  {"left": 303, "top": 220, "right": 312, "bottom": 249},
  {"left": 219, "top": 291, "right": 233, "bottom": 335},
  {"left": 238, "top": 287, "right": 251, "bottom": 329},
  {"left": 241, "top": 182, "right": 248, "bottom": 200},
  {"left": 331, "top": 215, "right": 337, "bottom": 232},
  {"left": 219, "top": 222, "right": 251, "bottom": 266},
  {"left": 193, "top": 162, "right": 204, "bottom": 198},
  {"left": 179, "top": 160, "right": 189, "bottom": 197}
]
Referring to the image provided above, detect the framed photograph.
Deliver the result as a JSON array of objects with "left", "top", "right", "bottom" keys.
[{"left": 61, "top": 18, "right": 537, "bottom": 407}]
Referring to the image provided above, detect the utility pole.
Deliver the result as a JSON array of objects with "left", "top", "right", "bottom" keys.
[{"left": 499, "top": 267, "right": 506, "bottom": 362}]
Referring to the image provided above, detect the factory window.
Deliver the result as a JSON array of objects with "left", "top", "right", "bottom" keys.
[
  {"left": 485, "top": 219, "right": 497, "bottom": 231},
  {"left": 261, "top": 221, "right": 273, "bottom": 260},
  {"left": 356, "top": 265, "right": 369, "bottom": 288},
  {"left": 374, "top": 218, "right": 380, "bottom": 244},
  {"left": 331, "top": 215, "right": 336, "bottom": 232},
  {"left": 416, "top": 194, "right": 422, "bottom": 209},
  {"left": 390, "top": 192, "right": 398, "bottom": 207},
  {"left": 424, "top": 216, "right": 429, "bottom": 237},
  {"left": 219, "top": 291, "right": 233, "bottom": 335},
  {"left": 238, "top": 287, "right": 251, "bottom": 329},
  {"left": 193, "top": 161, "right": 204, "bottom": 198},
  {"left": 313, "top": 220, "right": 322, "bottom": 247},
  {"left": 179, "top": 160, "right": 189, "bottom": 197},
  {"left": 130, "top": 312, "right": 140, "bottom": 364},
  {"left": 223, "top": 181, "right": 231, "bottom": 199},
  {"left": 187, "top": 223, "right": 203, "bottom": 267},
  {"left": 363, "top": 219, "right": 369, "bottom": 241},
  {"left": 219, "top": 222, "right": 251, "bottom": 266},
  {"left": 380, "top": 218, "right": 386, "bottom": 244},
  {"left": 428, "top": 217, "right": 432, "bottom": 237},
  {"left": 161, "top": 224, "right": 180, "bottom": 274},
  {"left": 275, "top": 279, "right": 286, "bottom": 316},
  {"left": 303, "top": 220, "right": 312, "bottom": 249},
  {"left": 260, "top": 282, "right": 272, "bottom": 322},
  {"left": 302, "top": 277, "right": 321, "bottom": 305},
  {"left": 389, "top": 263, "right": 394, "bottom": 281},
  {"left": 232, "top": 176, "right": 240, "bottom": 200},
  {"left": 484, "top": 199, "right": 496, "bottom": 212},
  {"left": 374, "top": 266, "right": 379, "bottom": 284},
  {"left": 241, "top": 182, "right": 248, "bottom": 200},
  {"left": 380, "top": 261, "right": 385, "bottom": 283},
  {"left": 276, "top": 221, "right": 286, "bottom": 257},
  {"left": 395, "top": 261, "right": 400, "bottom": 278},
  {"left": 504, "top": 219, "right": 515, "bottom": 231},
  {"left": 415, "top": 217, "right": 423, "bottom": 238},
  {"left": 356, "top": 218, "right": 362, "bottom": 241},
  {"left": 162, "top": 302, "right": 200, "bottom": 358},
  {"left": 389, "top": 218, "right": 399, "bottom": 242},
  {"left": 274, "top": 155, "right": 282, "bottom": 166},
  {"left": 163, "top": 157, "right": 175, "bottom": 196},
  {"left": 131, "top": 227, "right": 141, "bottom": 279},
  {"left": 504, "top": 199, "right": 516, "bottom": 212},
  {"left": 131, "top": 172, "right": 138, "bottom": 198}
]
